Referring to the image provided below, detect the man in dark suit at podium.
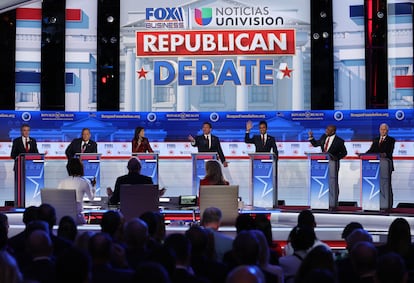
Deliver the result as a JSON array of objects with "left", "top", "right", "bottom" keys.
[
  {"left": 308, "top": 125, "right": 347, "bottom": 209},
  {"left": 366, "top": 123, "right": 395, "bottom": 208},
  {"left": 188, "top": 122, "right": 228, "bottom": 167},
  {"left": 65, "top": 128, "right": 97, "bottom": 159},
  {"left": 244, "top": 120, "right": 278, "bottom": 155}
]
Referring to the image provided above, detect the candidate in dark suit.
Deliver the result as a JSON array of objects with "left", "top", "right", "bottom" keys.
[
  {"left": 244, "top": 120, "right": 278, "bottom": 155},
  {"left": 10, "top": 124, "right": 39, "bottom": 161},
  {"left": 65, "top": 128, "right": 98, "bottom": 159},
  {"left": 366, "top": 123, "right": 395, "bottom": 208},
  {"left": 188, "top": 122, "right": 228, "bottom": 167},
  {"left": 107, "top": 157, "right": 154, "bottom": 205},
  {"left": 309, "top": 125, "right": 347, "bottom": 209}
]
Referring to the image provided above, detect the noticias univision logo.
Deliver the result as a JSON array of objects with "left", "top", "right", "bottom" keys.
[
  {"left": 194, "top": 8, "right": 213, "bottom": 26},
  {"left": 145, "top": 7, "right": 185, "bottom": 29}
]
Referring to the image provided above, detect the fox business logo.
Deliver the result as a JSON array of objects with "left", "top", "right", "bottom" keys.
[{"left": 145, "top": 7, "right": 185, "bottom": 29}]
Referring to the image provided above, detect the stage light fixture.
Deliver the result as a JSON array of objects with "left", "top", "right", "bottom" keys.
[
  {"left": 110, "top": 36, "right": 117, "bottom": 44},
  {"left": 376, "top": 11, "right": 384, "bottom": 19},
  {"left": 101, "top": 36, "right": 108, "bottom": 44},
  {"left": 313, "top": 33, "right": 320, "bottom": 40},
  {"left": 49, "top": 16, "right": 57, "bottom": 23},
  {"left": 322, "top": 32, "right": 329, "bottom": 38},
  {"left": 320, "top": 11, "right": 327, "bottom": 18},
  {"left": 106, "top": 15, "right": 114, "bottom": 23}
]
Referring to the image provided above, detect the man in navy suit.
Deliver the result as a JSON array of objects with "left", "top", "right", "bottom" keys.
[
  {"left": 65, "top": 128, "right": 98, "bottom": 159},
  {"left": 308, "top": 125, "right": 347, "bottom": 209},
  {"left": 244, "top": 120, "right": 278, "bottom": 155},
  {"left": 366, "top": 123, "right": 395, "bottom": 208},
  {"left": 188, "top": 122, "right": 228, "bottom": 167}
]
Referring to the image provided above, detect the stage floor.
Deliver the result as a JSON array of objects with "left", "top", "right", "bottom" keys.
[{"left": 5, "top": 206, "right": 414, "bottom": 248}]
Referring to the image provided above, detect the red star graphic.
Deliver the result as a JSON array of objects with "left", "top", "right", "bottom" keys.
[
  {"left": 137, "top": 67, "right": 148, "bottom": 79},
  {"left": 281, "top": 66, "right": 293, "bottom": 78}
]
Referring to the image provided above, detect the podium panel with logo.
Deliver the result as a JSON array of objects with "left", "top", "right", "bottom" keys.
[
  {"left": 360, "top": 154, "right": 391, "bottom": 210},
  {"left": 132, "top": 153, "right": 159, "bottom": 184},
  {"left": 248, "top": 153, "right": 278, "bottom": 208},
  {"left": 17, "top": 153, "right": 45, "bottom": 207},
  {"left": 76, "top": 153, "right": 101, "bottom": 195},
  {"left": 192, "top": 152, "right": 218, "bottom": 195},
  {"left": 308, "top": 153, "right": 337, "bottom": 209}
]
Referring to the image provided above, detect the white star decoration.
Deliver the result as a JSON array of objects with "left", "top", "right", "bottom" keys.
[
  {"left": 254, "top": 164, "right": 274, "bottom": 198},
  {"left": 363, "top": 164, "right": 380, "bottom": 200},
  {"left": 311, "top": 165, "right": 329, "bottom": 199},
  {"left": 27, "top": 165, "right": 44, "bottom": 199}
]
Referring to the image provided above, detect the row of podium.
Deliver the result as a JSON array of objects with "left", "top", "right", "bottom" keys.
[{"left": 16, "top": 152, "right": 391, "bottom": 211}]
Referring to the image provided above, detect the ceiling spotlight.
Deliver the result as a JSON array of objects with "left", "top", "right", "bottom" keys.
[
  {"left": 322, "top": 32, "right": 329, "bottom": 38},
  {"left": 313, "top": 33, "right": 320, "bottom": 40},
  {"left": 49, "top": 16, "right": 57, "bottom": 24},
  {"left": 110, "top": 36, "right": 118, "bottom": 44},
  {"left": 320, "top": 11, "right": 327, "bottom": 18},
  {"left": 106, "top": 15, "right": 114, "bottom": 23},
  {"left": 376, "top": 11, "right": 384, "bottom": 19}
]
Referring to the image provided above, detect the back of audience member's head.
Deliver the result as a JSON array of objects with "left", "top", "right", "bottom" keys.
[
  {"left": 226, "top": 265, "right": 265, "bottom": 283},
  {"left": 0, "top": 213, "right": 8, "bottom": 232},
  {"left": 341, "top": 222, "right": 363, "bottom": 239},
  {"left": 297, "top": 210, "right": 316, "bottom": 228},
  {"left": 295, "top": 245, "right": 335, "bottom": 283},
  {"left": 345, "top": 228, "right": 372, "bottom": 251},
  {"left": 254, "top": 214, "right": 273, "bottom": 246},
  {"left": 66, "top": 158, "right": 84, "bottom": 176},
  {"left": 27, "top": 229, "right": 53, "bottom": 258},
  {"left": 74, "top": 231, "right": 95, "bottom": 252},
  {"left": 387, "top": 218, "right": 411, "bottom": 252},
  {"left": 250, "top": 230, "right": 270, "bottom": 267},
  {"left": 22, "top": 205, "right": 39, "bottom": 226},
  {"left": 0, "top": 224, "right": 7, "bottom": 250},
  {"left": 58, "top": 216, "right": 78, "bottom": 243},
  {"left": 201, "top": 207, "right": 222, "bottom": 228},
  {"left": 235, "top": 214, "right": 255, "bottom": 234},
  {"left": 56, "top": 247, "right": 91, "bottom": 283},
  {"left": 233, "top": 230, "right": 260, "bottom": 266},
  {"left": 185, "top": 225, "right": 209, "bottom": 257},
  {"left": 38, "top": 203, "right": 57, "bottom": 231},
  {"left": 135, "top": 262, "right": 171, "bottom": 283},
  {"left": 100, "top": 210, "right": 122, "bottom": 238},
  {"left": 164, "top": 233, "right": 191, "bottom": 266},
  {"left": 289, "top": 225, "right": 316, "bottom": 252},
  {"left": 376, "top": 252, "right": 407, "bottom": 283},
  {"left": 350, "top": 241, "right": 378, "bottom": 276},
  {"left": 26, "top": 220, "right": 50, "bottom": 235},
  {"left": 123, "top": 218, "right": 148, "bottom": 250},
  {"left": 0, "top": 250, "right": 23, "bottom": 283},
  {"left": 88, "top": 232, "right": 112, "bottom": 263},
  {"left": 140, "top": 211, "right": 166, "bottom": 242},
  {"left": 302, "top": 268, "right": 337, "bottom": 283}
]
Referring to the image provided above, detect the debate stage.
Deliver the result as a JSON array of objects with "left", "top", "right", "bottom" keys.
[{"left": 5, "top": 204, "right": 414, "bottom": 250}]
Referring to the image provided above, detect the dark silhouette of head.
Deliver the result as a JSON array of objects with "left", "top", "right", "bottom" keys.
[
  {"left": 235, "top": 214, "right": 255, "bottom": 234},
  {"left": 56, "top": 247, "right": 91, "bottom": 283},
  {"left": 37, "top": 203, "right": 57, "bottom": 231},
  {"left": 341, "top": 222, "right": 363, "bottom": 239},
  {"left": 297, "top": 210, "right": 316, "bottom": 228},
  {"left": 164, "top": 233, "right": 191, "bottom": 266},
  {"left": 127, "top": 157, "right": 142, "bottom": 173},
  {"left": 101, "top": 210, "right": 122, "bottom": 238},
  {"left": 89, "top": 232, "right": 113, "bottom": 264},
  {"left": 66, "top": 158, "right": 84, "bottom": 176},
  {"left": 57, "top": 216, "right": 78, "bottom": 243},
  {"left": 376, "top": 252, "right": 407, "bottom": 283},
  {"left": 289, "top": 225, "right": 316, "bottom": 252},
  {"left": 22, "top": 206, "right": 39, "bottom": 226},
  {"left": 233, "top": 230, "right": 260, "bottom": 265}
]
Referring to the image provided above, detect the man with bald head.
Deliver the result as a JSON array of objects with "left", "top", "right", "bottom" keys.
[
  {"left": 226, "top": 265, "right": 265, "bottom": 283},
  {"left": 308, "top": 125, "right": 347, "bottom": 209},
  {"left": 366, "top": 123, "right": 396, "bottom": 208}
]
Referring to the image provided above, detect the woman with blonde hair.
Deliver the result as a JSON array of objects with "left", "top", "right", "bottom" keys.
[{"left": 200, "top": 160, "right": 229, "bottom": 186}]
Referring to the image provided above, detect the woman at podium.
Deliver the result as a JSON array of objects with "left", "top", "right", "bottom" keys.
[
  {"left": 132, "top": 127, "right": 154, "bottom": 153},
  {"left": 200, "top": 160, "right": 229, "bottom": 186}
]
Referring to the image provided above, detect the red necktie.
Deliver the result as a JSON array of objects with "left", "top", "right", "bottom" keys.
[
  {"left": 25, "top": 138, "right": 29, "bottom": 153},
  {"left": 262, "top": 135, "right": 265, "bottom": 146},
  {"left": 324, "top": 136, "right": 330, "bottom": 152},
  {"left": 379, "top": 136, "right": 384, "bottom": 147}
]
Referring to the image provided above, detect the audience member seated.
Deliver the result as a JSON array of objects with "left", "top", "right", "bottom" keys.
[
  {"left": 0, "top": 250, "right": 23, "bottom": 283},
  {"left": 377, "top": 218, "right": 414, "bottom": 270},
  {"left": 57, "top": 216, "right": 78, "bottom": 243},
  {"left": 254, "top": 214, "right": 282, "bottom": 263},
  {"left": 226, "top": 265, "right": 266, "bottom": 283},
  {"left": 302, "top": 268, "right": 336, "bottom": 283},
  {"left": 123, "top": 218, "right": 150, "bottom": 269},
  {"left": 57, "top": 157, "right": 96, "bottom": 224},
  {"left": 341, "top": 222, "right": 364, "bottom": 240},
  {"left": 88, "top": 232, "right": 133, "bottom": 283},
  {"left": 279, "top": 225, "right": 316, "bottom": 283},
  {"left": 107, "top": 157, "right": 165, "bottom": 205},
  {"left": 101, "top": 211, "right": 124, "bottom": 243},
  {"left": 251, "top": 230, "right": 283, "bottom": 283},
  {"left": 0, "top": 213, "right": 9, "bottom": 252},
  {"left": 134, "top": 262, "right": 171, "bottom": 283},
  {"left": 350, "top": 241, "right": 378, "bottom": 283},
  {"left": 200, "top": 160, "right": 229, "bottom": 186},
  {"left": 376, "top": 252, "right": 407, "bottom": 283},
  {"left": 164, "top": 233, "right": 208, "bottom": 283},
  {"left": 235, "top": 214, "right": 256, "bottom": 234},
  {"left": 56, "top": 247, "right": 91, "bottom": 283},
  {"left": 294, "top": 245, "right": 336, "bottom": 283},
  {"left": 284, "top": 210, "right": 330, "bottom": 255},
  {"left": 140, "top": 211, "right": 166, "bottom": 250},
  {"left": 185, "top": 225, "right": 228, "bottom": 283},
  {"left": 201, "top": 207, "right": 233, "bottom": 262},
  {"left": 22, "top": 230, "right": 56, "bottom": 283}
]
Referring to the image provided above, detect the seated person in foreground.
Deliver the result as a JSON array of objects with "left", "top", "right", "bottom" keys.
[
  {"left": 57, "top": 158, "right": 96, "bottom": 224},
  {"left": 107, "top": 157, "right": 165, "bottom": 205},
  {"left": 200, "top": 160, "right": 229, "bottom": 186}
]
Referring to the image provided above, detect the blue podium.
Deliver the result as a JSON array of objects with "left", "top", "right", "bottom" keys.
[
  {"left": 132, "top": 153, "right": 159, "bottom": 184},
  {"left": 192, "top": 152, "right": 218, "bottom": 195},
  {"left": 248, "top": 153, "right": 278, "bottom": 208},
  {"left": 76, "top": 153, "right": 101, "bottom": 195},
  {"left": 308, "top": 153, "right": 339, "bottom": 209},
  {"left": 359, "top": 153, "right": 392, "bottom": 210},
  {"left": 17, "top": 153, "right": 45, "bottom": 207}
]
